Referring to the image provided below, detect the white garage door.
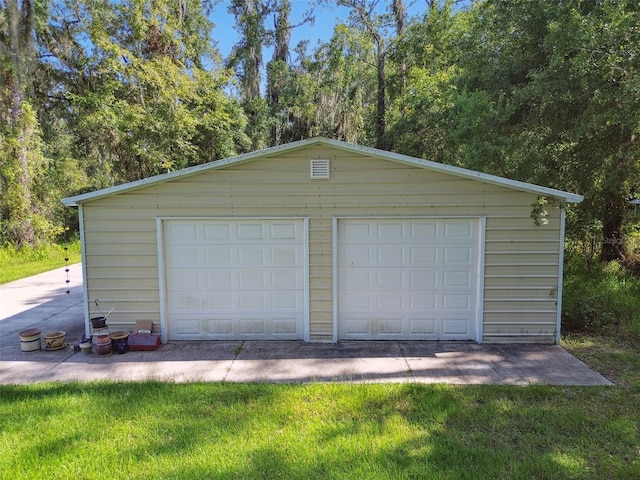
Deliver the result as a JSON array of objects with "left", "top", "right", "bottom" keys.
[
  {"left": 338, "top": 218, "right": 479, "bottom": 340},
  {"left": 164, "top": 219, "right": 305, "bottom": 340}
]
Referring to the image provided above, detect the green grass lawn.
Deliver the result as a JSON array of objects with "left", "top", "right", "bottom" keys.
[
  {"left": 2, "top": 251, "right": 639, "bottom": 478},
  {"left": 1, "top": 335, "right": 639, "bottom": 480},
  {"left": 0, "top": 240, "right": 81, "bottom": 284}
]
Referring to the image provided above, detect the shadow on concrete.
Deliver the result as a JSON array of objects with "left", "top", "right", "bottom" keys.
[
  {"left": 0, "top": 266, "right": 614, "bottom": 386},
  {"left": 0, "top": 340, "right": 614, "bottom": 386}
]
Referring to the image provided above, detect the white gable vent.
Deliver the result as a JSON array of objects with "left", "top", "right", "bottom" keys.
[{"left": 310, "top": 159, "right": 330, "bottom": 179}]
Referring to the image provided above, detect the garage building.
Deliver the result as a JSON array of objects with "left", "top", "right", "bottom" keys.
[{"left": 62, "top": 137, "right": 583, "bottom": 344}]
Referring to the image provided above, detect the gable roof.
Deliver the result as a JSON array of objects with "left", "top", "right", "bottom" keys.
[{"left": 61, "top": 137, "right": 583, "bottom": 206}]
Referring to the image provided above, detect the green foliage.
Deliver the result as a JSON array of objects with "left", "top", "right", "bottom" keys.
[
  {"left": 0, "top": 0, "right": 638, "bottom": 262},
  {"left": 0, "top": 238, "right": 81, "bottom": 284},
  {"left": 256, "top": 21, "right": 378, "bottom": 146},
  {"left": 562, "top": 251, "right": 640, "bottom": 339},
  {"left": 530, "top": 196, "right": 550, "bottom": 227},
  {"left": 0, "top": 102, "right": 73, "bottom": 246},
  {"left": 297, "top": 23, "right": 377, "bottom": 144},
  {"left": 387, "top": 64, "right": 459, "bottom": 162},
  {"left": 452, "top": 0, "right": 640, "bottom": 259},
  {"left": 1, "top": 0, "right": 250, "bottom": 247},
  {"left": 386, "top": 0, "right": 461, "bottom": 160},
  {"left": 384, "top": 0, "right": 639, "bottom": 261},
  {"left": 62, "top": 0, "right": 249, "bottom": 182}
]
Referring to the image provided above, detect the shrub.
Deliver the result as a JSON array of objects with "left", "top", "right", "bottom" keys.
[{"left": 563, "top": 252, "right": 640, "bottom": 339}]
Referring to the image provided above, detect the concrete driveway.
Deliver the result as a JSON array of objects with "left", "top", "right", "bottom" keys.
[{"left": 0, "top": 265, "right": 613, "bottom": 386}]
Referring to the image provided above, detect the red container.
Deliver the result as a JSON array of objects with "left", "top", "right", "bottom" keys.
[{"left": 129, "top": 334, "right": 161, "bottom": 351}]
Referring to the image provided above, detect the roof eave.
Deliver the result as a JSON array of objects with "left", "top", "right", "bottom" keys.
[
  {"left": 60, "top": 138, "right": 325, "bottom": 206},
  {"left": 320, "top": 139, "right": 583, "bottom": 203}
]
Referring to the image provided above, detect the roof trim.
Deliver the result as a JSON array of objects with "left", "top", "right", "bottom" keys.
[{"left": 61, "top": 137, "right": 583, "bottom": 206}]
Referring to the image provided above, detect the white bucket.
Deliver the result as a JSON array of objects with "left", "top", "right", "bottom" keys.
[
  {"left": 80, "top": 341, "right": 93, "bottom": 355},
  {"left": 19, "top": 328, "right": 41, "bottom": 353}
]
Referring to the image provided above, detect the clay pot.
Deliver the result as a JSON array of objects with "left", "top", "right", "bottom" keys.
[
  {"left": 44, "top": 331, "right": 66, "bottom": 350},
  {"left": 94, "top": 334, "right": 112, "bottom": 356},
  {"left": 110, "top": 331, "right": 129, "bottom": 354}
]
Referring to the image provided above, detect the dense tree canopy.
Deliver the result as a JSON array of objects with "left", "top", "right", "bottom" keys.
[
  {"left": 1, "top": 0, "right": 638, "bottom": 266},
  {"left": 447, "top": 0, "right": 640, "bottom": 262}
]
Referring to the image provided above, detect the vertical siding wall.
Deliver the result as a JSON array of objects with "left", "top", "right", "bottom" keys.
[{"left": 81, "top": 145, "right": 562, "bottom": 342}]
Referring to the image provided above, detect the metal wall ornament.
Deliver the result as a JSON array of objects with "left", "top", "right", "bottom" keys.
[{"left": 64, "top": 247, "right": 70, "bottom": 294}]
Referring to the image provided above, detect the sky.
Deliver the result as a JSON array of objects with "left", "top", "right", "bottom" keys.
[{"left": 208, "top": 1, "right": 433, "bottom": 60}]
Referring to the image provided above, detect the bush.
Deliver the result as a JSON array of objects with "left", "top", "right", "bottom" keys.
[{"left": 563, "top": 252, "right": 640, "bottom": 339}]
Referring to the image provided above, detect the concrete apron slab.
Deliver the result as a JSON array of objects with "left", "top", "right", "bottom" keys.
[
  {"left": 1, "top": 263, "right": 85, "bottom": 357},
  {"left": 0, "top": 267, "right": 613, "bottom": 386},
  {"left": 0, "top": 340, "right": 613, "bottom": 386}
]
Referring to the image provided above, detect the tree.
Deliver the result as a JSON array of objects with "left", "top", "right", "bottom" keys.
[
  {"left": 267, "top": 0, "right": 291, "bottom": 106},
  {"left": 266, "top": 0, "right": 315, "bottom": 145},
  {"left": 0, "top": 0, "right": 56, "bottom": 246},
  {"left": 293, "top": 23, "right": 376, "bottom": 143},
  {"left": 228, "top": 0, "right": 265, "bottom": 105},
  {"left": 386, "top": 0, "right": 460, "bottom": 160},
  {"left": 545, "top": 0, "right": 639, "bottom": 262},
  {"left": 53, "top": 0, "right": 249, "bottom": 182},
  {"left": 392, "top": 0, "right": 406, "bottom": 87},
  {"left": 227, "top": 0, "right": 269, "bottom": 149},
  {"left": 338, "top": 0, "right": 389, "bottom": 149},
  {"left": 452, "top": 0, "right": 640, "bottom": 262}
]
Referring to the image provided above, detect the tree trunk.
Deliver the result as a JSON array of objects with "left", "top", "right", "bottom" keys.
[
  {"left": 230, "top": 0, "right": 264, "bottom": 104},
  {"left": 13, "top": 104, "right": 36, "bottom": 246},
  {"left": 600, "top": 197, "right": 625, "bottom": 263},
  {"left": 267, "top": 0, "right": 291, "bottom": 144},
  {"left": 375, "top": 45, "right": 386, "bottom": 149},
  {"left": 599, "top": 154, "right": 632, "bottom": 263},
  {"left": 338, "top": 0, "right": 387, "bottom": 148},
  {"left": 393, "top": 0, "right": 406, "bottom": 88},
  {"left": 2, "top": 0, "right": 36, "bottom": 246}
]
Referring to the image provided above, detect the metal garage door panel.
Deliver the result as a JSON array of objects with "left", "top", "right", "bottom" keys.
[
  {"left": 338, "top": 219, "right": 478, "bottom": 340},
  {"left": 165, "top": 220, "right": 305, "bottom": 340}
]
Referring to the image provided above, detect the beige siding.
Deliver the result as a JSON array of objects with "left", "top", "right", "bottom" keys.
[
  {"left": 81, "top": 144, "right": 562, "bottom": 342},
  {"left": 482, "top": 213, "right": 560, "bottom": 342},
  {"left": 308, "top": 218, "right": 333, "bottom": 342}
]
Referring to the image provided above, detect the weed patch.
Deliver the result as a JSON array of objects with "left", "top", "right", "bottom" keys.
[{"left": 562, "top": 255, "right": 640, "bottom": 340}]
